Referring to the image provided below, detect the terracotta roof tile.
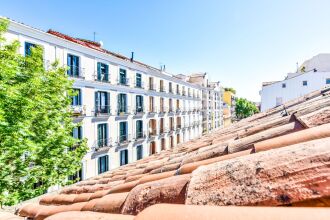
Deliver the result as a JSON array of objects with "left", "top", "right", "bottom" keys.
[
  {"left": 134, "top": 204, "right": 330, "bottom": 220},
  {"left": 44, "top": 211, "right": 134, "bottom": 220},
  {"left": 12, "top": 88, "right": 330, "bottom": 219}
]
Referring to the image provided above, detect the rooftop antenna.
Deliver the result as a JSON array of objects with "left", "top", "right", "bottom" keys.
[{"left": 93, "top": 32, "right": 97, "bottom": 42}]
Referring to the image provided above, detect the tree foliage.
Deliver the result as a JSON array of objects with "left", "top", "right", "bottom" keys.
[
  {"left": 235, "top": 98, "right": 259, "bottom": 119},
  {"left": 0, "top": 18, "right": 87, "bottom": 206}
]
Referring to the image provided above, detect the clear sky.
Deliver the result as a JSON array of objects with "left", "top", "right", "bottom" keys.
[{"left": 2, "top": 0, "right": 330, "bottom": 101}]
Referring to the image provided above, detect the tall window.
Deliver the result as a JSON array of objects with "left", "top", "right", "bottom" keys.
[
  {"left": 95, "top": 91, "right": 110, "bottom": 114},
  {"left": 119, "top": 121, "right": 128, "bottom": 142},
  {"left": 169, "top": 99, "right": 173, "bottom": 112},
  {"left": 176, "top": 85, "right": 180, "bottom": 94},
  {"left": 118, "top": 94, "right": 127, "bottom": 114},
  {"left": 326, "top": 78, "right": 330, "bottom": 84},
  {"left": 98, "top": 155, "right": 109, "bottom": 174},
  {"left": 136, "top": 73, "right": 142, "bottom": 88},
  {"left": 160, "top": 80, "right": 164, "bottom": 92},
  {"left": 67, "top": 54, "right": 80, "bottom": 77},
  {"left": 169, "top": 82, "right": 173, "bottom": 93},
  {"left": 136, "top": 120, "right": 143, "bottom": 139},
  {"left": 149, "top": 77, "right": 154, "bottom": 90},
  {"left": 149, "top": 96, "right": 154, "bottom": 112},
  {"left": 282, "top": 83, "right": 286, "bottom": 88},
  {"left": 120, "top": 149, "right": 128, "bottom": 166},
  {"left": 160, "top": 98, "right": 164, "bottom": 112},
  {"left": 97, "top": 62, "right": 109, "bottom": 82},
  {"left": 97, "top": 123, "right": 107, "bottom": 147},
  {"left": 72, "top": 89, "right": 81, "bottom": 106},
  {"left": 136, "top": 145, "right": 143, "bottom": 160},
  {"left": 119, "top": 68, "right": 127, "bottom": 85},
  {"left": 136, "top": 95, "right": 144, "bottom": 113},
  {"left": 72, "top": 126, "right": 82, "bottom": 140},
  {"left": 25, "top": 42, "right": 36, "bottom": 56}
]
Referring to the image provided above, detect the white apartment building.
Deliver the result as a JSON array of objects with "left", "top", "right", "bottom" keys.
[
  {"left": 5, "top": 19, "right": 204, "bottom": 180},
  {"left": 177, "top": 73, "right": 224, "bottom": 133},
  {"left": 260, "top": 54, "right": 330, "bottom": 112}
]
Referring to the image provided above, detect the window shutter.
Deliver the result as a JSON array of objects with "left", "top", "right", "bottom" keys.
[
  {"left": 106, "top": 92, "right": 110, "bottom": 113},
  {"left": 95, "top": 92, "right": 99, "bottom": 114},
  {"left": 105, "top": 64, "right": 109, "bottom": 81},
  {"left": 97, "top": 62, "right": 101, "bottom": 80}
]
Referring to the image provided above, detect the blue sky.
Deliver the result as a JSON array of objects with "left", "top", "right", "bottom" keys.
[{"left": 2, "top": 0, "right": 330, "bottom": 101}]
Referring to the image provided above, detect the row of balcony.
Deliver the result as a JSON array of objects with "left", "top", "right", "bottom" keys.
[
  {"left": 72, "top": 105, "right": 203, "bottom": 117},
  {"left": 92, "top": 123, "right": 201, "bottom": 151},
  {"left": 68, "top": 67, "right": 200, "bottom": 99}
]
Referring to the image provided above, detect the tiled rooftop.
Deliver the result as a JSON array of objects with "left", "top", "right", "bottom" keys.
[{"left": 3, "top": 87, "right": 330, "bottom": 219}]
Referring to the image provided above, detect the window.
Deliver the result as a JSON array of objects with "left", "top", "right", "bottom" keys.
[
  {"left": 282, "top": 83, "right": 286, "bottom": 88},
  {"left": 25, "top": 42, "right": 36, "bottom": 56},
  {"left": 160, "top": 80, "right": 164, "bottom": 92},
  {"left": 72, "top": 126, "right": 82, "bottom": 140},
  {"left": 119, "top": 69, "right": 127, "bottom": 85},
  {"left": 119, "top": 121, "right": 128, "bottom": 142},
  {"left": 302, "top": 81, "right": 307, "bottom": 86},
  {"left": 97, "top": 123, "right": 108, "bottom": 147},
  {"left": 149, "top": 77, "right": 154, "bottom": 90},
  {"left": 67, "top": 54, "right": 80, "bottom": 77},
  {"left": 169, "top": 82, "right": 173, "bottom": 93},
  {"left": 276, "top": 97, "right": 283, "bottom": 106},
  {"left": 326, "top": 78, "right": 330, "bottom": 84},
  {"left": 136, "top": 73, "right": 142, "bottom": 88},
  {"left": 169, "top": 99, "right": 173, "bottom": 112},
  {"left": 136, "top": 95, "right": 144, "bottom": 113},
  {"left": 71, "top": 89, "right": 81, "bottom": 106},
  {"left": 149, "top": 96, "right": 154, "bottom": 112},
  {"left": 69, "top": 165, "right": 83, "bottom": 182},
  {"left": 97, "top": 62, "right": 109, "bottom": 82},
  {"left": 118, "top": 94, "right": 127, "bottom": 114},
  {"left": 136, "top": 145, "right": 143, "bottom": 160},
  {"left": 136, "top": 120, "right": 143, "bottom": 139},
  {"left": 98, "top": 155, "right": 109, "bottom": 174},
  {"left": 120, "top": 149, "right": 128, "bottom": 166},
  {"left": 95, "top": 91, "right": 110, "bottom": 114},
  {"left": 176, "top": 85, "right": 180, "bottom": 94}
]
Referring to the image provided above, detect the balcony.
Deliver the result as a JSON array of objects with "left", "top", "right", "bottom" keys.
[
  {"left": 134, "top": 106, "right": 145, "bottom": 115},
  {"left": 148, "top": 84, "right": 157, "bottom": 91},
  {"left": 116, "top": 106, "right": 131, "bottom": 116},
  {"left": 168, "top": 107, "right": 174, "bottom": 113},
  {"left": 117, "top": 77, "right": 130, "bottom": 86},
  {"left": 134, "top": 81, "right": 144, "bottom": 89},
  {"left": 94, "top": 73, "right": 110, "bottom": 83},
  {"left": 67, "top": 65, "right": 85, "bottom": 79},
  {"left": 94, "top": 105, "right": 111, "bottom": 116},
  {"left": 149, "top": 129, "right": 158, "bottom": 137},
  {"left": 176, "top": 108, "right": 181, "bottom": 114},
  {"left": 71, "top": 105, "right": 86, "bottom": 116},
  {"left": 117, "top": 134, "right": 131, "bottom": 145},
  {"left": 135, "top": 131, "right": 146, "bottom": 140},
  {"left": 159, "top": 86, "right": 166, "bottom": 93},
  {"left": 92, "top": 138, "right": 112, "bottom": 151}
]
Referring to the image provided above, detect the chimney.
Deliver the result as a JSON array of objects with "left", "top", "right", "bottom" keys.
[{"left": 131, "top": 52, "right": 134, "bottom": 62}]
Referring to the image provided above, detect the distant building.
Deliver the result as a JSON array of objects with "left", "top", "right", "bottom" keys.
[
  {"left": 260, "top": 54, "right": 330, "bottom": 112},
  {"left": 223, "top": 90, "right": 236, "bottom": 127},
  {"left": 178, "top": 73, "right": 223, "bottom": 133}
]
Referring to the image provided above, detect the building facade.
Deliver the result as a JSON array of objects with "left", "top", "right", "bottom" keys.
[
  {"left": 260, "top": 54, "right": 330, "bottom": 112},
  {"left": 180, "top": 73, "right": 223, "bottom": 133},
  {"left": 5, "top": 20, "right": 204, "bottom": 180},
  {"left": 223, "top": 90, "right": 236, "bottom": 127}
]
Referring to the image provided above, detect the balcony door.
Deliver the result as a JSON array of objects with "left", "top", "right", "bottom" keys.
[
  {"left": 95, "top": 91, "right": 109, "bottom": 114},
  {"left": 97, "top": 62, "right": 109, "bottom": 81},
  {"left": 97, "top": 123, "right": 107, "bottom": 147},
  {"left": 136, "top": 95, "right": 143, "bottom": 113},
  {"left": 118, "top": 94, "right": 127, "bottom": 114},
  {"left": 119, "top": 121, "right": 128, "bottom": 142},
  {"left": 67, "top": 54, "right": 80, "bottom": 77}
]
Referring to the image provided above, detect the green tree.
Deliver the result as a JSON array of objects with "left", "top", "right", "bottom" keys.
[
  {"left": 0, "top": 18, "right": 87, "bottom": 206},
  {"left": 235, "top": 98, "right": 259, "bottom": 119}
]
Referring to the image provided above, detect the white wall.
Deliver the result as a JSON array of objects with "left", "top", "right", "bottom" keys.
[{"left": 260, "top": 71, "right": 330, "bottom": 111}]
